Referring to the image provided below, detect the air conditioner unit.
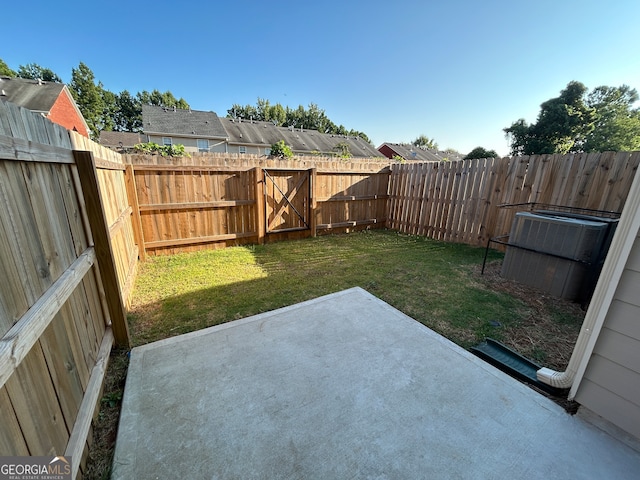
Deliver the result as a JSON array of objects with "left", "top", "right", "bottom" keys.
[{"left": 501, "top": 212, "right": 608, "bottom": 301}]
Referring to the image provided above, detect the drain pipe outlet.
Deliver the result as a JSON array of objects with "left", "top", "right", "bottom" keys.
[
  {"left": 537, "top": 164, "right": 640, "bottom": 391},
  {"left": 536, "top": 330, "right": 595, "bottom": 389}
]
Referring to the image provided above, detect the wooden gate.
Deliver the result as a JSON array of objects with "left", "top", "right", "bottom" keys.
[{"left": 264, "top": 169, "right": 311, "bottom": 234}]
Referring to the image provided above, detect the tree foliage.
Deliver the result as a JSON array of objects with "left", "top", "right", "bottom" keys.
[
  {"left": 17, "top": 63, "right": 62, "bottom": 82},
  {"left": 69, "top": 62, "right": 107, "bottom": 139},
  {"left": 504, "top": 81, "right": 639, "bottom": 156},
  {"left": 333, "top": 141, "right": 352, "bottom": 158},
  {"left": 1, "top": 58, "right": 371, "bottom": 146},
  {"left": 137, "top": 90, "right": 189, "bottom": 109},
  {"left": 113, "top": 90, "right": 142, "bottom": 132},
  {"left": 270, "top": 140, "right": 293, "bottom": 158},
  {"left": 0, "top": 59, "right": 16, "bottom": 77},
  {"left": 228, "top": 98, "right": 371, "bottom": 143},
  {"left": 133, "top": 142, "right": 189, "bottom": 157},
  {"left": 464, "top": 147, "right": 498, "bottom": 160},
  {"left": 66, "top": 63, "right": 190, "bottom": 138},
  {"left": 1, "top": 58, "right": 191, "bottom": 138},
  {"left": 584, "top": 85, "right": 640, "bottom": 152},
  {"left": 412, "top": 135, "right": 438, "bottom": 150}
]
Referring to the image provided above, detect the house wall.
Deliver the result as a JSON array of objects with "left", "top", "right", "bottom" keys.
[
  {"left": 227, "top": 144, "right": 271, "bottom": 156},
  {"left": 147, "top": 134, "right": 228, "bottom": 153},
  {"left": 48, "top": 91, "right": 90, "bottom": 138},
  {"left": 574, "top": 226, "right": 640, "bottom": 439},
  {"left": 378, "top": 144, "right": 396, "bottom": 159}
]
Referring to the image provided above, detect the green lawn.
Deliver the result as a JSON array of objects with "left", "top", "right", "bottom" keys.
[
  {"left": 88, "top": 229, "right": 584, "bottom": 479},
  {"left": 129, "top": 229, "right": 542, "bottom": 351}
]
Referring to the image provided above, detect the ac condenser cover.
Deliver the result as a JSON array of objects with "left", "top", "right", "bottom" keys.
[{"left": 501, "top": 212, "right": 608, "bottom": 300}]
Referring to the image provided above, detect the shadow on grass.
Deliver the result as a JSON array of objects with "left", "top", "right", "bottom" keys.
[{"left": 128, "top": 230, "right": 521, "bottom": 350}]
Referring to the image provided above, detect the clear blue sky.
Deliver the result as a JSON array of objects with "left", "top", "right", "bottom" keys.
[{"left": 4, "top": 0, "right": 640, "bottom": 156}]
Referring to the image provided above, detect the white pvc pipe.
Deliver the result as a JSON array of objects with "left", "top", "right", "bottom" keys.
[{"left": 537, "top": 162, "right": 640, "bottom": 392}]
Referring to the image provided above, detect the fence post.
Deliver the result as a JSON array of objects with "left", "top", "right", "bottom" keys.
[
  {"left": 310, "top": 168, "right": 317, "bottom": 237},
  {"left": 254, "top": 167, "right": 265, "bottom": 244},
  {"left": 124, "top": 164, "right": 146, "bottom": 261},
  {"left": 74, "top": 150, "right": 131, "bottom": 347}
]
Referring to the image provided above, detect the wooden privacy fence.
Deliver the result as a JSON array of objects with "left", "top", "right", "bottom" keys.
[
  {"left": 2, "top": 96, "right": 639, "bottom": 480},
  {"left": 0, "top": 102, "right": 130, "bottom": 479},
  {"left": 126, "top": 154, "right": 391, "bottom": 255},
  {"left": 388, "top": 151, "right": 640, "bottom": 247},
  {"left": 70, "top": 133, "right": 140, "bottom": 303}
]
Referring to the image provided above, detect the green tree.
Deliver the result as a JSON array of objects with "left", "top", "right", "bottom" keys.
[
  {"left": 270, "top": 140, "right": 293, "bottom": 158},
  {"left": 227, "top": 98, "right": 371, "bottom": 142},
  {"left": 69, "top": 62, "right": 107, "bottom": 139},
  {"left": 333, "top": 141, "right": 352, "bottom": 158},
  {"left": 464, "top": 147, "right": 498, "bottom": 159},
  {"left": 584, "top": 85, "right": 640, "bottom": 152},
  {"left": 114, "top": 90, "right": 143, "bottom": 132},
  {"left": 504, "top": 81, "right": 596, "bottom": 156},
  {"left": 0, "top": 59, "right": 16, "bottom": 77},
  {"left": 137, "top": 89, "right": 189, "bottom": 109},
  {"left": 17, "top": 63, "right": 62, "bottom": 82},
  {"left": 100, "top": 88, "right": 117, "bottom": 132},
  {"left": 412, "top": 135, "right": 438, "bottom": 150}
]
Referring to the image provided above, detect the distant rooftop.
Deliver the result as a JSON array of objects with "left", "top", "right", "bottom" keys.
[
  {"left": 222, "top": 117, "right": 382, "bottom": 158},
  {"left": 99, "top": 131, "right": 148, "bottom": 150},
  {"left": 0, "top": 76, "right": 65, "bottom": 113},
  {"left": 142, "top": 105, "right": 228, "bottom": 139},
  {"left": 378, "top": 143, "right": 463, "bottom": 162}
]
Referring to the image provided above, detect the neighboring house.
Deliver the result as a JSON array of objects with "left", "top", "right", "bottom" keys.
[
  {"left": 99, "top": 131, "right": 148, "bottom": 151},
  {"left": 0, "top": 76, "right": 90, "bottom": 138},
  {"left": 221, "top": 117, "right": 383, "bottom": 158},
  {"left": 378, "top": 143, "right": 463, "bottom": 162},
  {"left": 142, "top": 105, "right": 229, "bottom": 153},
  {"left": 141, "top": 104, "right": 382, "bottom": 158}
]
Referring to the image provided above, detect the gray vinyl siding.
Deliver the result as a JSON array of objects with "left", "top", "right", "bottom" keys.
[
  {"left": 575, "top": 232, "right": 640, "bottom": 439},
  {"left": 146, "top": 135, "right": 227, "bottom": 153}
]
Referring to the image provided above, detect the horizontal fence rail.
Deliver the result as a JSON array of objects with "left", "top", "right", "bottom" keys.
[
  {"left": 0, "top": 101, "right": 129, "bottom": 479},
  {"left": 388, "top": 152, "right": 640, "bottom": 248},
  {"left": 126, "top": 154, "right": 391, "bottom": 255},
  {"left": 2, "top": 93, "right": 640, "bottom": 480}
]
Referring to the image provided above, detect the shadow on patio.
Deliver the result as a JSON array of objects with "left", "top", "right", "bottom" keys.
[{"left": 113, "top": 288, "right": 640, "bottom": 479}]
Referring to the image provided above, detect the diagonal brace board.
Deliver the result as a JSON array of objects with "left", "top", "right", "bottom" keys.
[{"left": 265, "top": 170, "right": 309, "bottom": 231}]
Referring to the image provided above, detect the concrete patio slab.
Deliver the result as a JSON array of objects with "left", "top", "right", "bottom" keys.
[{"left": 112, "top": 287, "right": 640, "bottom": 479}]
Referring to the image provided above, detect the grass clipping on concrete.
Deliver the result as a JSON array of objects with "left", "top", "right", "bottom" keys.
[{"left": 128, "top": 229, "right": 584, "bottom": 370}]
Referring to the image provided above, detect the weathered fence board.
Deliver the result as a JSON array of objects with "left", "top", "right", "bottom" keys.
[
  {"left": 71, "top": 132, "right": 139, "bottom": 307},
  {"left": 389, "top": 151, "right": 640, "bottom": 247},
  {"left": 3, "top": 95, "right": 640, "bottom": 479},
  {"left": 0, "top": 102, "right": 128, "bottom": 479}
]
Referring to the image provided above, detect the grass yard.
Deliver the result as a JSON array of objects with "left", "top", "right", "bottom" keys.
[
  {"left": 85, "top": 229, "right": 585, "bottom": 479},
  {"left": 128, "top": 228, "right": 584, "bottom": 366}
]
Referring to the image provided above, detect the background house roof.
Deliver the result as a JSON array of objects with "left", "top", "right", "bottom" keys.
[
  {"left": 221, "top": 117, "right": 382, "bottom": 158},
  {"left": 378, "top": 143, "right": 464, "bottom": 162},
  {"left": 99, "top": 131, "right": 147, "bottom": 149},
  {"left": 0, "top": 77, "right": 66, "bottom": 113},
  {"left": 142, "top": 105, "right": 228, "bottom": 138}
]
